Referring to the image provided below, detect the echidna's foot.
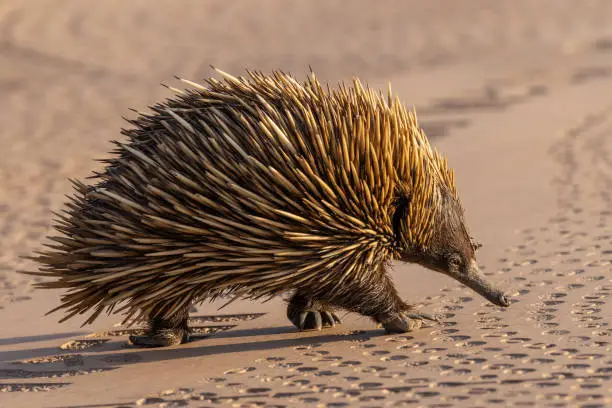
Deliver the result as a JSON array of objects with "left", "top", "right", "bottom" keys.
[
  {"left": 381, "top": 312, "right": 440, "bottom": 334},
  {"left": 130, "top": 305, "right": 191, "bottom": 347},
  {"left": 290, "top": 309, "right": 342, "bottom": 331},
  {"left": 287, "top": 294, "right": 342, "bottom": 331},
  {"left": 128, "top": 328, "right": 189, "bottom": 348}
]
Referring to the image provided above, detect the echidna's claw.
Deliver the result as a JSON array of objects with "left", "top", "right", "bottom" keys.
[
  {"left": 382, "top": 311, "right": 440, "bottom": 334},
  {"left": 406, "top": 312, "right": 441, "bottom": 323},
  {"left": 323, "top": 311, "right": 337, "bottom": 327},
  {"left": 383, "top": 316, "right": 421, "bottom": 334},
  {"left": 298, "top": 311, "right": 308, "bottom": 329},
  {"left": 287, "top": 294, "right": 342, "bottom": 331},
  {"left": 128, "top": 328, "right": 188, "bottom": 348},
  {"left": 313, "top": 312, "right": 323, "bottom": 330},
  {"left": 288, "top": 309, "right": 342, "bottom": 331}
]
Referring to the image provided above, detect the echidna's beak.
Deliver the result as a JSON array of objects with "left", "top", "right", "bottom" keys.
[{"left": 456, "top": 260, "right": 510, "bottom": 307}]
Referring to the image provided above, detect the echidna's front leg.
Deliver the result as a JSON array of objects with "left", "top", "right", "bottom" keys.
[
  {"left": 370, "top": 277, "right": 439, "bottom": 334},
  {"left": 338, "top": 271, "right": 439, "bottom": 334},
  {"left": 287, "top": 292, "right": 342, "bottom": 331},
  {"left": 129, "top": 305, "right": 190, "bottom": 347}
]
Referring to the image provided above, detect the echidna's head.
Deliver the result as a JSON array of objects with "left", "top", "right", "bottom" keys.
[{"left": 394, "top": 189, "right": 510, "bottom": 308}]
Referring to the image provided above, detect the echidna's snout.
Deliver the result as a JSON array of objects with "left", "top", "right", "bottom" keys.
[{"left": 454, "top": 259, "right": 510, "bottom": 307}]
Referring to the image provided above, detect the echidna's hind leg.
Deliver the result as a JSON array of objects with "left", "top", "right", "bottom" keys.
[
  {"left": 287, "top": 292, "right": 342, "bottom": 331},
  {"left": 129, "top": 304, "right": 190, "bottom": 347},
  {"left": 301, "top": 267, "right": 440, "bottom": 334}
]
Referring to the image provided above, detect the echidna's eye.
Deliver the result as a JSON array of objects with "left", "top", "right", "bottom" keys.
[{"left": 448, "top": 254, "right": 462, "bottom": 271}]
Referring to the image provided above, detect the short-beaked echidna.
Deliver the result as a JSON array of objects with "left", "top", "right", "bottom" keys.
[{"left": 27, "top": 69, "right": 510, "bottom": 347}]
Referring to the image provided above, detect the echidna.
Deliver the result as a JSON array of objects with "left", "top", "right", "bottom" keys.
[{"left": 26, "top": 69, "right": 509, "bottom": 347}]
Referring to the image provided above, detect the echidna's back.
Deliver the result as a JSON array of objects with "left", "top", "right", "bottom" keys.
[{"left": 32, "top": 70, "right": 453, "bottom": 325}]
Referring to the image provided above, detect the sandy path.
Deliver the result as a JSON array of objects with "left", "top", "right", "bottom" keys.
[{"left": 2, "top": 1, "right": 612, "bottom": 407}]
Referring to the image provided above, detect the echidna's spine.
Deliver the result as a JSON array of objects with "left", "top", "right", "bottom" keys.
[{"left": 26, "top": 69, "right": 457, "bottom": 326}]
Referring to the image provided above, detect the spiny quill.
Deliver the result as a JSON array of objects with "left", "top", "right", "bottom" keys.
[{"left": 25, "top": 68, "right": 509, "bottom": 348}]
